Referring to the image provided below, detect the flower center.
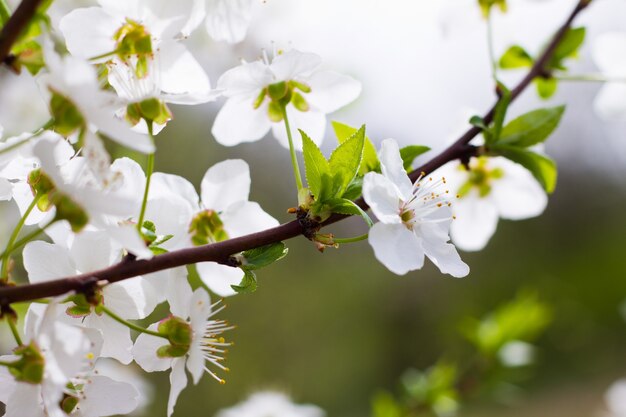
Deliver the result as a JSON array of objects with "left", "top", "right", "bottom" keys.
[
  {"left": 401, "top": 174, "right": 455, "bottom": 230},
  {"left": 189, "top": 209, "right": 230, "bottom": 245},
  {"left": 253, "top": 80, "right": 312, "bottom": 122},
  {"left": 113, "top": 19, "right": 153, "bottom": 78},
  {"left": 457, "top": 157, "right": 504, "bottom": 198}
]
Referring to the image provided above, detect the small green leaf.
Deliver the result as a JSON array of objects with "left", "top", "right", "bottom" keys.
[
  {"left": 342, "top": 176, "right": 363, "bottom": 201},
  {"left": 332, "top": 121, "right": 379, "bottom": 174},
  {"left": 399, "top": 145, "right": 430, "bottom": 171},
  {"left": 499, "top": 45, "right": 534, "bottom": 69},
  {"left": 326, "top": 198, "right": 373, "bottom": 227},
  {"left": 301, "top": 130, "right": 330, "bottom": 199},
  {"left": 491, "top": 145, "right": 557, "bottom": 193},
  {"left": 552, "top": 27, "right": 586, "bottom": 63},
  {"left": 499, "top": 106, "right": 565, "bottom": 147},
  {"left": 329, "top": 125, "right": 366, "bottom": 197},
  {"left": 231, "top": 269, "right": 258, "bottom": 294},
  {"left": 491, "top": 82, "right": 512, "bottom": 144},
  {"left": 535, "top": 77, "right": 558, "bottom": 100},
  {"left": 242, "top": 242, "right": 288, "bottom": 270}
]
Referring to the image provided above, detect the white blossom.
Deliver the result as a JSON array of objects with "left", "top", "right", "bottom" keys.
[
  {"left": 362, "top": 139, "right": 469, "bottom": 277},
  {"left": 216, "top": 392, "right": 326, "bottom": 417}
]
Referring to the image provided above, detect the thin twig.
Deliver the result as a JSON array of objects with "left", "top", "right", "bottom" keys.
[{"left": 0, "top": 0, "right": 44, "bottom": 64}]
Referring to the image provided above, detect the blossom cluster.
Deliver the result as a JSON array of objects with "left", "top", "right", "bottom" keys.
[{"left": 0, "top": 0, "right": 621, "bottom": 416}]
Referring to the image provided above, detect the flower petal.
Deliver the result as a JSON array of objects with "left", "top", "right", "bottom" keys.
[
  {"left": 132, "top": 325, "right": 172, "bottom": 372},
  {"left": 221, "top": 201, "right": 279, "bottom": 238},
  {"left": 86, "top": 314, "right": 133, "bottom": 364},
  {"left": 450, "top": 195, "right": 499, "bottom": 252},
  {"left": 270, "top": 50, "right": 322, "bottom": 81},
  {"left": 593, "top": 83, "right": 626, "bottom": 120},
  {"left": 23, "top": 241, "right": 76, "bottom": 283},
  {"left": 212, "top": 97, "right": 271, "bottom": 146},
  {"left": 270, "top": 105, "right": 326, "bottom": 151},
  {"left": 196, "top": 262, "right": 243, "bottom": 298},
  {"left": 362, "top": 172, "right": 403, "bottom": 224},
  {"left": 368, "top": 222, "right": 424, "bottom": 275},
  {"left": 167, "top": 358, "right": 188, "bottom": 417},
  {"left": 379, "top": 138, "right": 413, "bottom": 200},
  {"left": 490, "top": 158, "right": 547, "bottom": 220},
  {"left": 201, "top": 159, "right": 251, "bottom": 212},
  {"left": 205, "top": 0, "right": 254, "bottom": 43},
  {"left": 59, "top": 7, "right": 119, "bottom": 60},
  {"left": 217, "top": 61, "right": 273, "bottom": 98},
  {"left": 307, "top": 70, "right": 361, "bottom": 113},
  {"left": 79, "top": 375, "right": 139, "bottom": 417},
  {"left": 421, "top": 224, "right": 469, "bottom": 278}
]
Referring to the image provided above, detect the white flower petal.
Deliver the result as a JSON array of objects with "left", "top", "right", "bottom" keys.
[
  {"left": 379, "top": 138, "right": 414, "bottom": 200},
  {"left": 205, "top": 0, "right": 254, "bottom": 43},
  {"left": 189, "top": 289, "right": 212, "bottom": 334},
  {"left": 196, "top": 261, "right": 244, "bottom": 298},
  {"left": 59, "top": 7, "right": 119, "bottom": 60},
  {"left": 221, "top": 201, "right": 279, "bottom": 238},
  {"left": 167, "top": 358, "right": 188, "bottom": 417},
  {"left": 306, "top": 70, "right": 361, "bottom": 113},
  {"left": 167, "top": 267, "right": 193, "bottom": 318},
  {"left": 368, "top": 222, "right": 424, "bottom": 276},
  {"left": 201, "top": 159, "right": 250, "bottom": 212},
  {"left": 421, "top": 224, "right": 469, "bottom": 278},
  {"left": 158, "top": 41, "right": 214, "bottom": 105},
  {"left": 152, "top": 173, "right": 200, "bottom": 211},
  {"left": 271, "top": 105, "right": 326, "bottom": 151},
  {"left": 593, "top": 83, "right": 626, "bottom": 120},
  {"left": 450, "top": 195, "right": 499, "bottom": 252},
  {"left": 270, "top": 50, "right": 322, "bottom": 81},
  {"left": 132, "top": 325, "right": 173, "bottom": 372},
  {"left": 104, "top": 279, "right": 148, "bottom": 320},
  {"left": 186, "top": 344, "right": 205, "bottom": 385},
  {"left": 362, "top": 172, "right": 403, "bottom": 224},
  {"left": 217, "top": 61, "right": 273, "bottom": 97},
  {"left": 212, "top": 97, "right": 271, "bottom": 146},
  {"left": 70, "top": 231, "right": 112, "bottom": 272},
  {"left": 86, "top": 314, "right": 133, "bottom": 364},
  {"left": 5, "top": 384, "right": 46, "bottom": 417},
  {"left": 79, "top": 375, "right": 139, "bottom": 417},
  {"left": 23, "top": 241, "right": 76, "bottom": 283},
  {"left": 491, "top": 158, "right": 547, "bottom": 220}
]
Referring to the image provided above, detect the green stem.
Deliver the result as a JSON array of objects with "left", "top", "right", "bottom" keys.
[
  {"left": 0, "top": 0, "right": 11, "bottom": 26},
  {"left": 280, "top": 105, "right": 304, "bottom": 192},
  {"left": 486, "top": 12, "right": 498, "bottom": 82},
  {"left": 555, "top": 73, "right": 626, "bottom": 83},
  {"left": 331, "top": 233, "right": 369, "bottom": 244},
  {"left": 7, "top": 317, "right": 22, "bottom": 346},
  {"left": 0, "top": 119, "right": 54, "bottom": 157},
  {"left": 1, "top": 195, "right": 41, "bottom": 280},
  {"left": 101, "top": 306, "right": 168, "bottom": 339},
  {"left": 137, "top": 127, "right": 155, "bottom": 231},
  {"left": 0, "top": 221, "right": 52, "bottom": 261},
  {"left": 89, "top": 49, "right": 120, "bottom": 62}
]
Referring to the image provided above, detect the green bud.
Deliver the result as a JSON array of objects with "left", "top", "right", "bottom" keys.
[
  {"left": 126, "top": 98, "right": 172, "bottom": 128},
  {"left": 267, "top": 101, "right": 284, "bottom": 123},
  {"left": 189, "top": 210, "right": 229, "bottom": 246},
  {"left": 61, "top": 395, "right": 79, "bottom": 414},
  {"left": 10, "top": 342, "right": 45, "bottom": 384},
  {"left": 156, "top": 316, "right": 192, "bottom": 358},
  {"left": 49, "top": 91, "right": 85, "bottom": 137},
  {"left": 52, "top": 193, "right": 89, "bottom": 232},
  {"left": 28, "top": 169, "right": 56, "bottom": 212}
]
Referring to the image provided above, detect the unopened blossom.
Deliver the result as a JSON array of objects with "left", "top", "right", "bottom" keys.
[
  {"left": 434, "top": 156, "right": 546, "bottom": 251},
  {"left": 23, "top": 230, "right": 157, "bottom": 364},
  {"left": 362, "top": 139, "right": 469, "bottom": 277},
  {"left": 212, "top": 48, "right": 362, "bottom": 150},
  {"left": 216, "top": 392, "right": 326, "bottom": 417},
  {"left": 132, "top": 287, "right": 234, "bottom": 417},
  {"left": 193, "top": 159, "right": 279, "bottom": 296},
  {"left": 592, "top": 32, "right": 626, "bottom": 120}
]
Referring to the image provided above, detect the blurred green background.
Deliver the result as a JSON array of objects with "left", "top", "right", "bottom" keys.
[{"left": 113, "top": 105, "right": 626, "bottom": 417}]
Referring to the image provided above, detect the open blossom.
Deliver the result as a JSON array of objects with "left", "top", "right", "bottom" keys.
[
  {"left": 434, "top": 156, "right": 547, "bottom": 251},
  {"left": 591, "top": 32, "right": 626, "bottom": 120},
  {"left": 184, "top": 0, "right": 255, "bottom": 43},
  {"left": 132, "top": 287, "right": 233, "bottom": 417},
  {"left": 212, "top": 48, "right": 361, "bottom": 150},
  {"left": 216, "top": 392, "right": 326, "bottom": 417},
  {"left": 194, "top": 159, "right": 279, "bottom": 296},
  {"left": 363, "top": 139, "right": 469, "bottom": 277}
]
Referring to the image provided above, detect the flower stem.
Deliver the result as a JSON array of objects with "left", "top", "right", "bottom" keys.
[
  {"left": 0, "top": 220, "right": 51, "bottom": 267},
  {"left": 137, "top": 127, "right": 155, "bottom": 232},
  {"left": 1, "top": 195, "right": 41, "bottom": 281},
  {"left": 7, "top": 316, "right": 22, "bottom": 346},
  {"left": 101, "top": 306, "right": 168, "bottom": 340},
  {"left": 331, "top": 233, "right": 369, "bottom": 244},
  {"left": 486, "top": 12, "right": 498, "bottom": 82},
  {"left": 89, "top": 49, "right": 120, "bottom": 62},
  {"left": 280, "top": 105, "right": 304, "bottom": 192}
]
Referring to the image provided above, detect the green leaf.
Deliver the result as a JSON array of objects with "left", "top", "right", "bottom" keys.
[
  {"left": 491, "top": 145, "right": 557, "bottom": 193},
  {"left": 552, "top": 27, "right": 586, "bottom": 63},
  {"left": 300, "top": 130, "right": 330, "bottom": 199},
  {"left": 342, "top": 176, "right": 363, "bottom": 201},
  {"left": 499, "top": 45, "right": 534, "bottom": 69},
  {"left": 491, "top": 82, "right": 512, "bottom": 144},
  {"left": 326, "top": 198, "right": 373, "bottom": 227},
  {"left": 535, "top": 77, "right": 558, "bottom": 100},
  {"left": 332, "top": 121, "right": 379, "bottom": 174},
  {"left": 329, "top": 125, "right": 366, "bottom": 197},
  {"left": 499, "top": 106, "right": 565, "bottom": 147},
  {"left": 399, "top": 145, "right": 430, "bottom": 171},
  {"left": 242, "top": 242, "right": 288, "bottom": 270},
  {"left": 231, "top": 269, "right": 257, "bottom": 294}
]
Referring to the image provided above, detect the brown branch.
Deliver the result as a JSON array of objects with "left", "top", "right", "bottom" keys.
[
  {"left": 0, "top": 0, "right": 592, "bottom": 306},
  {"left": 0, "top": 0, "right": 44, "bottom": 64}
]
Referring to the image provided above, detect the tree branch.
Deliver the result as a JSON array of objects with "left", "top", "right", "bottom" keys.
[
  {"left": 0, "top": 0, "right": 44, "bottom": 64},
  {"left": 0, "top": 0, "right": 592, "bottom": 306}
]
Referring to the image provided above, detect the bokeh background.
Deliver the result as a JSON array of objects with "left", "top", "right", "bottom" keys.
[{"left": 1, "top": 0, "right": 626, "bottom": 416}]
